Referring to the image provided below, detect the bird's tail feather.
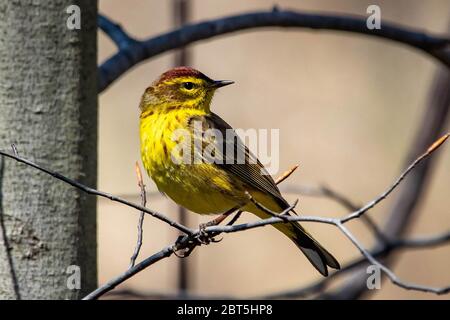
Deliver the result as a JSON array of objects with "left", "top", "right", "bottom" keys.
[
  {"left": 245, "top": 199, "right": 340, "bottom": 276},
  {"left": 287, "top": 222, "right": 340, "bottom": 276}
]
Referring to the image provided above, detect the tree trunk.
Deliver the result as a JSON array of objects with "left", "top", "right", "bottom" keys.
[{"left": 0, "top": 0, "right": 97, "bottom": 299}]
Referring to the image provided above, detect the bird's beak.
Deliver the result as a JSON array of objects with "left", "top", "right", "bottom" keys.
[{"left": 209, "top": 80, "right": 234, "bottom": 88}]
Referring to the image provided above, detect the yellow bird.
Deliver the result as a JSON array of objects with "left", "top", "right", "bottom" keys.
[{"left": 139, "top": 67, "right": 340, "bottom": 276}]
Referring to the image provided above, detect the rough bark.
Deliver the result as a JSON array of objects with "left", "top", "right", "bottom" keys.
[{"left": 0, "top": 1, "right": 97, "bottom": 299}]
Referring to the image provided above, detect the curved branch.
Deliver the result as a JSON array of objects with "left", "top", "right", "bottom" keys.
[
  {"left": 98, "top": 15, "right": 138, "bottom": 50},
  {"left": 98, "top": 9, "right": 450, "bottom": 92}
]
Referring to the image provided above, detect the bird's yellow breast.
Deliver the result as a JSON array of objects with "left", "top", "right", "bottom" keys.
[{"left": 139, "top": 109, "right": 239, "bottom": 214}]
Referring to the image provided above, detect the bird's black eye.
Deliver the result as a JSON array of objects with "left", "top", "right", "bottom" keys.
[{"left": 183, "top": 82, "right": 194, "bottom": 90}]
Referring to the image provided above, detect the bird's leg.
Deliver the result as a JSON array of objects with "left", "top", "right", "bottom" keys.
[
  {"left": 174, "top": 209, "right": 238, "bottom": 257},
  {"left": 173, "top": 234, "right": 202, "bottom": 258},
  {"left": 197, "top": 208, "right": 238, "bottom": 244},
  {"left": 226, "top": 210, "right": 243, "bottom": 226},
  {"left": 200, "top": 211, "right": 232, "bottom": 228}
]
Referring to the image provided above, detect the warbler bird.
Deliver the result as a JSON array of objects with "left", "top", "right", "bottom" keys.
[{"left": 139, "top": 67, "right": 340, "bottom": 276}]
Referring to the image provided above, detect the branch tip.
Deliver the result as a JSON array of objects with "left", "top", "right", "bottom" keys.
[
  {"left": 426, "top": 133, "right": 449, "bottom": 154},
  {"left": 135, "top": 161, "right": 144, "bottom": 188},
  {"left": 275, "top": 164, "right": 299, "bottom": 184}
]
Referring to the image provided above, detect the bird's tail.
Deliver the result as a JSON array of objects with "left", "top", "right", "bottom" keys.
[
  {"left": 244, "top": 195, "right": 340, "bottom": 276},
  {"left": 283, "top": 222, "right": 340, "bottom": 276}
]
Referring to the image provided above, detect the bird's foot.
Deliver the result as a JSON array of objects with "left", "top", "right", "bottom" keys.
[
  {"left": 173, "top": 235, "right": 198, "bottom": 258},
  {"left": 197, "top": 223, "right": 223, "bottom": 245},
  {"left": 172, "top": 227, "right": 223, "bottom": 258}
]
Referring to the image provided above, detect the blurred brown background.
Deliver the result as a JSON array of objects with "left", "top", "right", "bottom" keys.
[{"left": 97, "top": 0, "right": 450, "bottom": 299}]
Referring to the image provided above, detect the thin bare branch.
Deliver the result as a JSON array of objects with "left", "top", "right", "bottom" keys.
[
  {"left": 336, "top": 222, "right": 450, "bottom": 295},
  {"left": 282, "top": 183, "right": 389, "bottom": 242},
  {"left": 341, "top": 133, "right": 449, "bottom": 223},
  {"left": 129, "top": 162, "right": 147, "bottom": 268}
]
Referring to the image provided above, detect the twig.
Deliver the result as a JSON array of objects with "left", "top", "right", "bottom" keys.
[
  {"left": 10, "top": 144, "right": 19, "bottom": 157},
  {"left": 0, "top": 150, "right": 193, "bottom": 235},
  {"left": 336, "top": 222, "right": 450, "bottom": 295},
  {"left": 282, "top": 183, "right": 389, "bottom": 243},
  {"left": 261, "top": 229, "right": 450, "bottom": 299},
  {"left": 275, "top": 164, "right": 299, "bottom": 185},
  {"left": 340, "top": 133, "right": 449, "bottom": 223},
  {"left": 98, "top": 9, "right": 450, "bottom": 91},
  {"left": 129, "top": 162, "right": 146, "bottom": 268}
]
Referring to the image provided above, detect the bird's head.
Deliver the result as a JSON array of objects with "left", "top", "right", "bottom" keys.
[{"left": 140, "top": 67, "right": 233, "bottom": 114}]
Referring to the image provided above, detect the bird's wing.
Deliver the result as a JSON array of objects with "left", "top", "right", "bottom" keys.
[
  {"left": 188, "top": 114, "right": 340, "bottom": 276},
  {"left": 187, "top": 112, "right": 289, "bottom": 209}
]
